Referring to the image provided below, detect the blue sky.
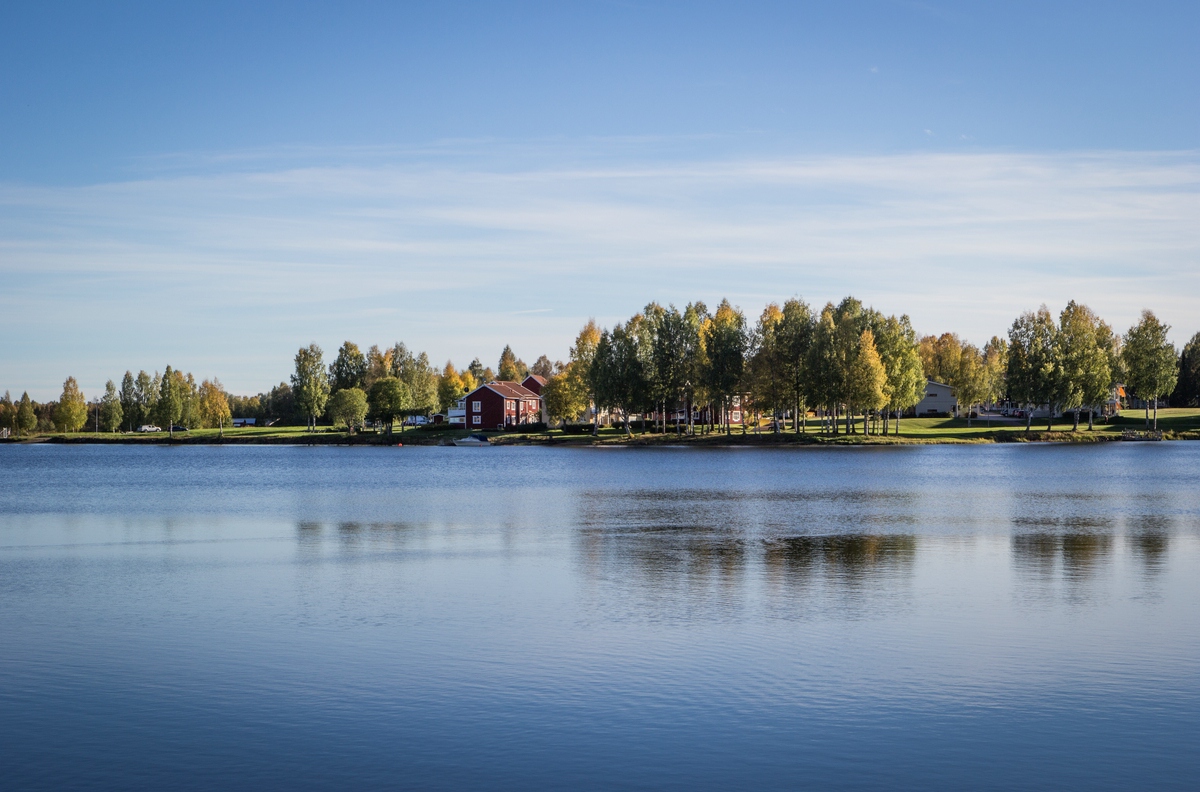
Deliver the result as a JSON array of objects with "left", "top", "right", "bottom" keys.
[{"left": 3, "top": 1, "right": 1198, "bottom": 398}]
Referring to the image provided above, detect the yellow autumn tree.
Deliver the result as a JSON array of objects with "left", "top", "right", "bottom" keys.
[
  {"left": 198, "top": 378, "right": 232, "bottom": 436},
  {"left": 846, "top": 330, "right": 887, "bottom": 433},
  {"left": 53, "top": 376, "right": 88, "bottom": 432}
]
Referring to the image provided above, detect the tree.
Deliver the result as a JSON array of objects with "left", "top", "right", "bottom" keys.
[
  {"left": 845, "top": 329, "right": 888, "bottom": 432},
  {"left": 805, "top": 305, "right": 840, "bottom": 433},
  {"left": 328, "top": 387, "right": 368, "bottom": 433},
  {"left": 1122, "top": 310, "right": 1178, "bottom": 430},
  {"left": 703, "top": 299, "right": 747, "bottom": 435},
  {"left": 530, "top": 355, "right": 555, "bottom": 378},
  {"left": 590, "top": 321, "right": 649, "bottom": 435},
  {"left": 0, "top": 391, "right": 12, "bottom": 435},
  {"left": 329, "top": 341, "right": 367, "bottom": 393},
  {"left": 135, "top": 370, "right": 157, "bottom": 429},
  {"left": 17, "top": 392, "right": 36, "bottom": 436},
  {"left": 570, "top": 320, "right": 602, "bottom": 434},
  {"left": 747, "top": 304, "right": 788, "bottom": 433},
  {"left": 364, "top": 344, "right": 392, "bottom": 389},
  {"left": 1170, "top": 332, "right": 1200, "bottom": 408},
  {"left": 198, "top": 378, "right": 232, "bottom": 436},
  {"left": 952, "top": 344, "right": 988, "bottom": 427},
  {"left": 777, "top": 298, "right": 814, "bottom": 434},
  {"left": 1057, "top": 302, "right": 1114, "bottom": 431},
  {"left": 873, "top": 314, "right": 925, "bottom": 435},
  {"left": 651, "top": 305, "right": 694, "bottom": 434},
  {"left": 467, "top": 358, "right": 489, "bottom": 386},
  {"left": 100, "top": 380, "right": 123, "bottom": 432},
  {"left": 53, "top": 377, "right": 88, "bottom": 433},
  {"left": 1008, "top": 307, "right": 1061, "bottom": 431},
  {"left": 119, "top": 371, "right": 138, "bottom": 431},
  {"left": 438, "top": 362, "right": 466, "bottom": 413},
  {"left": 368, "top": 377, "right": 410, "bottom": 435},
  {"left": 543, "top": 364, "right": 590, "bottom": 423},
  {"left": 498, "top": 345, "right": 526, "bottom": 381},
  {"left": 292, "top": 344, "right": 331, "bottom": 431},
  {"left": 391, "top": 346, "right": 438, "bottom": 424},
  {"left": 919, "top": 333, "right": 965, "bottom": 385},
  {"left": 154, "top": 366, "right": 183, "bottom": 436},
  {"left": 982, "top": 337, "right": 1009, "bottom": 412}
]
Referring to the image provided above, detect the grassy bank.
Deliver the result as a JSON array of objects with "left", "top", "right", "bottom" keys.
[{"left": 6, "top": 409, "right": 1199, "bottom": 446}]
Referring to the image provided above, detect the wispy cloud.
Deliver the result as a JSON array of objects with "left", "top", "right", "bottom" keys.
[{"left": 2, "top": 146, "right": 1198, "bottom": 397}]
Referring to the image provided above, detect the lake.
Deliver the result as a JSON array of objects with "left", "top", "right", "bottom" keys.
[{"left": 1, "top": 443, "right": 1198, "bottom": 790}]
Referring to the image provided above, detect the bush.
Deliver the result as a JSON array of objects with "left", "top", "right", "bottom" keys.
[
  {"left": 505, "top": 422, "right": 547, "bottom": 433},
  {"left": 560, "top": 423, "right": 595, "bottom": 434}
]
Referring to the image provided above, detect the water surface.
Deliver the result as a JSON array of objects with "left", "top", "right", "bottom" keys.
[{"left": 1, "top": 444, "right": 1198, "bottom": 790}]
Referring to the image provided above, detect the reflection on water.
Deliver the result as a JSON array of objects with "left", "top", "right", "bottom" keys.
[{"left": 2, "top": 444, "right": 1200, "bottom": 791}]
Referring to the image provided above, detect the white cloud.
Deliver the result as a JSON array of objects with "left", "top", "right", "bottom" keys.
[{"left": 2, "top": 146, "right": 1198, "bottom": 397}]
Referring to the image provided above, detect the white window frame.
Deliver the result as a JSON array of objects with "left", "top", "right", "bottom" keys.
[
  {"left": 472, "top": 415, "right": 482, "bottom": 425},
  {"left": 472, "top": 400, "right": 481, "bottom": 412}
]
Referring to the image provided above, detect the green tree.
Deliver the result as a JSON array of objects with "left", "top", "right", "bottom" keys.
[
  {"left": 1057, "top": 302, "right": 1114, "bottom": 430},
  {"left": 292, "top": 344, "right": 331, "bottom": 431},
  {"left": 590, "top": 321, "right": 649, "bottom": 435},
  {"left": 0, "top": 391, "right": 12, "bottom": 435},
  {"left": 747, "top": 304, "right": 788, "bottom": 433},
  {"left": 328, "top": 387, "right": 369, "bottom": 433},
  {"left": 703, "top": 299, "right": 747, "bottom": 436},
  {"left": 364, "top": 344, "right": 392, "bottom": 390},
  {"left": 53, "top": 377, "right": 88, "bottom": 432},
  {"left": 155, "top": 366, "right": 183, "bottom": 436},
  {"left": 873, "top": 314, "right": 925, "bottom": 435},
  {"left": 777, "top": 298, "right": 814, "bottom": 434},
  {"left": 119, "top": 371, "right": 138, "bottom": 431},
  {"left": 952, "top": 344, "right": 988, "bottom": 427},
  {"left": 1008, "top": 307, "right": 1061, "bottom": 431},
  {"left": 806, "top": 305, "right": 839, "bottom": 433},
  {"left": 1122, "top": 310, "right": 1178, "bottom": 430},
  {"left": 368, "top": 377, "right": 411, "bottom": 435},
  {"left": 1169, "top": 332, "right": 1200, "bottom": 408},
  {"left": 100, "top": 380, "right": 123, "bottom": 432},
  {"left": 329, "top": 341, "right": 367, "bottom": 393},
  {"left": 135, "top": 370, "right": 157, "bottom": 429},
  {"left": 17, "top": 392, "right": 36, "bottom": 436},
  {"left": 570, "top": 320, "right": 602, "bottom": 434}
]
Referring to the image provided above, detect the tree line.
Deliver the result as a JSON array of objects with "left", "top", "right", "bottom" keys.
[{"left": 2, "top": 298, "right": 1197, "bottom": 437}]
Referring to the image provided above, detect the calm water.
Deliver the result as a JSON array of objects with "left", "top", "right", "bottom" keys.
[{"left": 1, "top": 443, "right": 1198, "bottom": 790}]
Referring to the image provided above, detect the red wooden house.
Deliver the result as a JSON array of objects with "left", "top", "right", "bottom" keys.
[{"left": 463, "top": 381, "right": 542, "bottom": 430}]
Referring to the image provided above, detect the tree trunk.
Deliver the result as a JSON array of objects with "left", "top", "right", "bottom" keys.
[
  {"left": 1145, "top": 400, "right": 1150, "bottom": 429},
  {"left": 1154, "top": 398, "right": 1158, "bottom": 430},
  {"left": 1047, "top": 405, "right": 1053, "bottom": 432},
  {"left": 1087, "top": 409, "right": 1094, "bottom": 430},
  {"left": 1073, "top": 409, "right": 1079, "bottom": 431},
  {"left": 1025, "top": 409, "right": 1032, "bottom": 431}
]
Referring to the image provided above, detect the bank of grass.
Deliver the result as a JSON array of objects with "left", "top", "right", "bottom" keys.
[{"left": 10, "top": 408, "right": 1200, "bottom": 445}]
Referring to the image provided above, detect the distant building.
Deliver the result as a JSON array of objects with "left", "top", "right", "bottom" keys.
[
  {"left": 232, "top": 417, "right": 257, "bottom": 428},
  {"left": 462, "top": 381, "right": 542, "bottom": 430},
  {"left": 912, "top": 380, "right": 957, "bottom": 417},
  {"left": 521, "top": 375, "right": 548, "bottom": 422}
]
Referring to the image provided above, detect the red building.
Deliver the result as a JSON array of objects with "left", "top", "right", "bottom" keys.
[
  {"left": 521, "top": 374, "right": 546, "bottom": 396},
  {"left": 463, "top": 381, "right": 542, "bottom": 430}
]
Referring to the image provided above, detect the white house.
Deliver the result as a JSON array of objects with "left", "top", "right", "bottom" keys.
[{"left": 912, "top": 379, "right": 957, "bottom": 417}]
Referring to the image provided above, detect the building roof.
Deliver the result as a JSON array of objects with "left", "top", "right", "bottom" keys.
[
  {"left": 523, "top": 374, "right": 546, "bottom": 386},
  {"left": 470, "top": 381, "right": 540, "bottom": 400}
]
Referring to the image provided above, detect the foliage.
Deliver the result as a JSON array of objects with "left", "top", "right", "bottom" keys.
[
  {"left": 530, "top": 355, "right": 556, "bottom": 378},
  {"left": 17, "top": 392, "right": 36, "bottom": 435},
  {"left": 52, "top": 376, "right": 88, "bottom": 432},
  {"left": 497, "top": 345, "right": 527, "bottom": 382},
  {"left": 154, "top": 366, "right": 184, "bottom": 434},
  {"left": 329, "top": 341, "right": 368, "bottom": 392},
  {"left": 292, "top": 344, "right": 331, "bottom": 430},
  {"left": 1007, "top": 307, "right": 1061, "bottom": 430},
  {"left": 1122, "top": 310, "right": 1178, "bottom": 429},
  {"left": 703, "top": 299, "right": 747, "bottom": 434},
  {"left": 1172, "top": 332, "right": 1200, "bottom": 407},
  {"left": 846, "top": 329, "right": 888, "bottom": 415},
  {"left": 100, "top": 380, "right": 123, "bottom": 432},
  {"left": 543, "top": 362, "right": 590, "bottom": 422},
  {"left": 368, "top": 377, "right": 411, "bottom": 434},
  {"left": 198, "top": 378, "right": 232, "bottom": 433},
  {"left": 327, "top": 387, "right": 369, "bottom": 432},
  {"left": 437, "top": 362, "right": 466, "bottom": 413}
]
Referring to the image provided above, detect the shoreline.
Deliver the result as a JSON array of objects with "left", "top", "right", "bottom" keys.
[{"left": 4, "top": 429, "right": 1196, "bottom": 447}]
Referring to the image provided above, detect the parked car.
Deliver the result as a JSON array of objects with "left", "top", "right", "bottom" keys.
[
  {"left": 403, "top": 416, "right": 429, "bottom": 426},
  {"left": 169, "top": 425, "right": 188, "bottom": 432},
  {"left": 137, "top": 425, "right": 161, "bottom": 432}
]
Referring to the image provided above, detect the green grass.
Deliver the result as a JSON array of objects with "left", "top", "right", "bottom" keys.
[{"left": 9, "top": 408, "right": 1200, "bottom": 445}]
